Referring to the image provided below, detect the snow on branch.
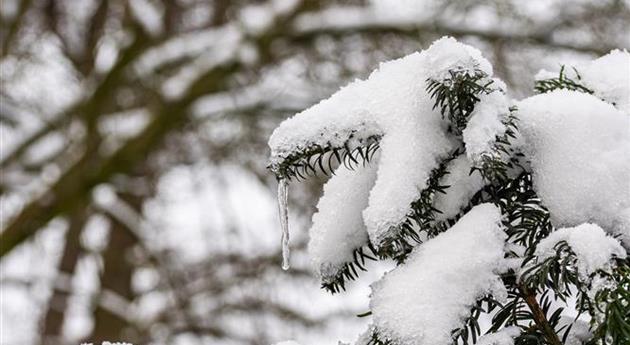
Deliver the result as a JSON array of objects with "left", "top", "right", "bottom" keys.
[
  {"left": 269, "top": 37, "right": 498, "bottom": 254},
  {"left": 369, "top": 204, "right": 508, "bottom": 345},
  {"left": 309, "top": 156, "right": 379, "bottom": 292},
  {"left": 534, "top": 223, "right": 626, "bottom": 281},
  {"left": 516, "top": 90, "right": 630, "bottom": 247}
]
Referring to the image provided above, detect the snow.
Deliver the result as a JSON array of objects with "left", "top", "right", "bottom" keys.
[
  {"left": 239, "top": 0, "right": 300, "bottom": 34},
  {"left": 424, "top": 36, "right": 493, "bottom": 82},
  {"left": 269, "top": 37, "right": 495, "bottom": 248},
  {"left": 272, "top": 341, "right": 301, "bottom": 345},
  {"left": 559, "top": 317, "right": 592, "bottom": 345},
  {"left": 577, "top": 50, "right": 630, "bottom": 114},
  {"left": 535, "top": 223, "right": 626, "bottom": 280},
  {"left": 476, "top": 327, "right": 520, "bottom": 345},
  {"left": 240, "top": 5, "right": 275, "bottom": 33},
  {"left": 534, "top": 50, "right": 630, "bottom": 114},
  {"left": 308, "top": 157, "right": 379, "bottom": 281},
  {"left": 462, "top": 91, "right": 511, "bottom": 163},
  {"left": 433, "top": 154, "right": 485, "bottom": 221},
  {"left": 369, "top": 204, "right": 507, "bottom": 344},
  {"left": 516, "top": 90, "right": 630, "bottom": 246}
]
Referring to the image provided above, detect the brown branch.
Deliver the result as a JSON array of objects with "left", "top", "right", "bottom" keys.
[
  {"left": 87, "top": 192, "right": 142, "bottom": 343},
  {"left": 519, "top": 285, "right": 563, "bottom": 345}
]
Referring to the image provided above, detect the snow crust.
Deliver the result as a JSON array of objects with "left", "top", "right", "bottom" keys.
[
  {"left": 476, "top": 327, "right": 520, "bottom": 345},
  {"left": 269, "top": 37, "right": 495, "bottom": 247},
  {"left": 433, "top": 155, "right": 485, "bottom": 221},
  {"left": 308, "top": 158, "right": 379, "bottom": 281},
  {"left": 535, "top": 223, "right": 626, "bottom": 280},
  {"left": 463, "top": 91, "right": 511, "bottom": 163},
  {"left": 516, "top": 90, "right": 630, "bottom": 246},
  {"left": 370, "top": 204, "right": 507, "bottom": 344}
]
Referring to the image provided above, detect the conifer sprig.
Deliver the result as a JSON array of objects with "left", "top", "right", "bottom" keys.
[
  {"left": 321, "top": 245, "right": 378, "bottom": 294},
  {"left": 472, "top": 110, "right": 523, "bottom": 185},
  {"left": 534, "top": 66, "right": 593, "bottom": 95},
  {"left": 270, "top": 135, "right": 380, "bottom": 180},
  {"left": 588, "top": 263, "right": 630, "bottom": 344},
  {"left": 452, "top": 295, "right": 504, "bottom": 345},
  {"left": 427, "top": 69, "right": 496, "bottom": 135}
]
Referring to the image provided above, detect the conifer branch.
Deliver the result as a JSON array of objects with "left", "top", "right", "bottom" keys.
[
  {"left": 472, "top": 110, "right": 522, "bottom": 185},
  {"left": 588, "top": 263, "right": 630, "bottom": 344},
  {"left": 452, "top": 295, "right": 504, "bottom": 345},
  {"left": 321, "top": 245, "right": 378, "bottom": 294},
  {"left": 519, "top": 285, "right": 563, "bottom": 345},
  {"left": 534, "top": 66, "right": 594, "bottom": 95},
  {"left": 374, "top": 149, "right": 461, "bottom": 262},
  {"left": 270, "top": 136, "right": 380, "bottom": 181},
  {"left": 426, "top": 69, "right": 495, "bottom": 135}
]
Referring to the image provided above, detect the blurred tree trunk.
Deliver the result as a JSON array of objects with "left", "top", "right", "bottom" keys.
[
  {"left": 86, "top": 193, "right": 142, "bottom": 343},
  {"left": 40, "top": 207, "right": 88, "bottom": 345}
]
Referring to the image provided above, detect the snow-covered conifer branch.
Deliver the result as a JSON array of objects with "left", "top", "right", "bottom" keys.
[{"left": 267, "top": 38, "right": 629, "bottom": 345}]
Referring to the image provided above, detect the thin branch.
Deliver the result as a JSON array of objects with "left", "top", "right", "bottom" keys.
[
  {"left": 292, "top": 15, "right": 618, "bottom": 55},
  {"left": 519, "top": 285, "right": 563, "bottom": 345}
]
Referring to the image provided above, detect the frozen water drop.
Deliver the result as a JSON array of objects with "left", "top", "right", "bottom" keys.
[{"left": 278, "top": 179, "right": 290, "bottom": 270}]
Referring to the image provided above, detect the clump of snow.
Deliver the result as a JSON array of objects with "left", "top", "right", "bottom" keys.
[
  {"left": 516, "top": 90, "right": 630, "bottom": 246},
  {"left": 433, "top": 154, "right": 485, "bottom": 221},
  {"left": 463, "top": 91, "right": 511, "bottom": 163},
  {"left": 370, "top": 204, "right": 507, "bottom": 344},
  {"left": 535, "top": 223, "right": 626, "bottom": 280},
  {"left": 269, "top": 37, "right": 495, "bottom": 247},
  {"left": 308, "top": 157, "right": 379, "bottom": 281},
  {"left": 578, "top": 50, "right": 630, "bottom": 114},
  {"left": 425, "top": 37, "right": 493, "bottom": 82},
  {"left": 477, "top": 327, "right": 520, "bottom": 345}
]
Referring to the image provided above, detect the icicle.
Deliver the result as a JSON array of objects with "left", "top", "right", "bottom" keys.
[{"left": 278, "top": 178, "right": 290, "bottom": 270}]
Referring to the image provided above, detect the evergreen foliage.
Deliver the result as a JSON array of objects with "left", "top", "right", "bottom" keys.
[
  {"left": 270, "top": 135, "right": 380, "bottom": 180},
  {"left": 269, "top": 58, "right": 628, "bottom": 345},
  {"left": 534, "top": 66, "right": 593, "bottom": 95}
]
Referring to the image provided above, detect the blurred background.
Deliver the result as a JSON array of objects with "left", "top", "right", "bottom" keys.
[{"left": 0, "top": 0, "right": 628, "bottom": 344}]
